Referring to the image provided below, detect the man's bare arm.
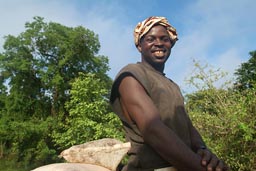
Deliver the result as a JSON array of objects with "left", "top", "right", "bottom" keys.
[{"left": 119, "top": 76, "right": 205, "bottom": 171}]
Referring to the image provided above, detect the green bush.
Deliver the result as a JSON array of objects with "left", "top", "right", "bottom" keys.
[
  {"left": 51, "top": 73, "right": 124, "bottom": 149},
  {"left": 185, "top": 61, "right": 256, "bottom": 170},
  {"left": 187, "top": 87, "right": 255, "bottom": 170}
]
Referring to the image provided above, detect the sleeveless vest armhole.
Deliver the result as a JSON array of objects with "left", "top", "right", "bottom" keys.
[{"left": 110, "top": 64, "right": 150, "bottom": 104}]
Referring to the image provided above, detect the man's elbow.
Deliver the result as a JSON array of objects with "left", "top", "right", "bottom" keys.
[{"left": 140, "top": 119, "right": 164, "bottom": 144}]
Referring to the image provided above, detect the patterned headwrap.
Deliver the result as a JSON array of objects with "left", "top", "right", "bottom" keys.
[{"left": 134, "top": 16, "right": 178, "bottom": 47}]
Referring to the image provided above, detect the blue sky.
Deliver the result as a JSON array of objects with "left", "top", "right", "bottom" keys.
[{"left": 1, "top": 0, "right": 255, "bottom": 93}]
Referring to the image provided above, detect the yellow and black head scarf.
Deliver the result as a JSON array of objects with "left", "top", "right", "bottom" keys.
[{"left": 134, "top": 16, "right": 178, "bottom": 47}]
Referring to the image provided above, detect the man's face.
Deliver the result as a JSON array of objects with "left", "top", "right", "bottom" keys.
[{"left": 138, "top": 25, "right": 173, "bottom": 68}]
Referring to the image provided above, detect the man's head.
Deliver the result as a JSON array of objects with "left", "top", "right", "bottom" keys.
[
  {"left": 134, "top": 17, "right": 178, "bottom": 71},
  {"left": 133, "top": 16, "right": 178, "bottom": 48}
]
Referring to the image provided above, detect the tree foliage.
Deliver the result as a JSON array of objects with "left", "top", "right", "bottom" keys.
[
  {"left": 52, "top": 73, "right": 123, "bottom": 149},
  {"left": 234, "top": 50, "right": 256, "bottom": 90},
  {"left": 0, "top": 16, "right": 110, "bottom": 117},
  {"left": 0, "top": 16, "right": 114, "bottom": 169},
  {"left": 185, "top": 60, "right": 256, "bottom": 170}
]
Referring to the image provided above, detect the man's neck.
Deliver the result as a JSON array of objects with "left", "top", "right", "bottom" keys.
[{"left": 141, "top": 61, "right": 165, "bottom": 73}]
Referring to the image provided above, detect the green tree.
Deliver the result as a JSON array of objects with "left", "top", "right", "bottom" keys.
[
  {"left": 185, "top": 60, "right": 231, "bottom": 115},
  {"left": 234, "top": 50, "right": 256, "bottom": 90},
  {"left": 185, "top": 60, "right": 256, "bottom": 170},
  {"left": 52, "top": 73, "right": 124, "bottom": 149},
  {"left": 0, "top": 16, "right": 110, "bottom": 117},
  {"left": 0, "top": 16, "right": 112, "bottom": 169}
]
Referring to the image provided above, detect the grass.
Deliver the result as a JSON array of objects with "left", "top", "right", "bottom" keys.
[{"left": 0, "top": 159, "right": 28, "bottom": 171}]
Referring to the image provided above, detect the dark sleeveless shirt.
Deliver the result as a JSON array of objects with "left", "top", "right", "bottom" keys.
[{"left": 110, "top": 62, "right": 192, "bottom": 171}]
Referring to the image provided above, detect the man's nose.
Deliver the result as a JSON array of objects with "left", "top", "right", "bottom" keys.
[{"left": 154, "top": 38, "right": 164, "bottom": 46}]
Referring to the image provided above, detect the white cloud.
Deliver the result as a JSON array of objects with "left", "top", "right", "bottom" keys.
[
  {"left": 164, "top": 0, "right": 256, "bottom": 92},
  {"left": 213, "top": 49, "right": 242, "bottom": 73},
  {"left": 79, "top": 11, "right": 138, "bottom": 77},
  {"left": 0, "top": 0, "right": 138, "bottom": 79},
  {"left": 0, "top": 1, "right": 78, "bottom": 50}
]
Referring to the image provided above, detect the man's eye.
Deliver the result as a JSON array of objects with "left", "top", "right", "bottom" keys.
[
  {"left": 145, "top": 37, "right": 154, "bottom": 43},
  {"left": 162, "top": 37, "right": 171, "bottom": 42}
]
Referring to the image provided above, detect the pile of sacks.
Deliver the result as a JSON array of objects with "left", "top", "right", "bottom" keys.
[{"left": 32, "top": 138, "right": 131, "bottom": 171}]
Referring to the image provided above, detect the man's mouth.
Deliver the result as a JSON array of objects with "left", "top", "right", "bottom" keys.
[{"left": 153, "top": 50, "right": 165, "bottom": 57}]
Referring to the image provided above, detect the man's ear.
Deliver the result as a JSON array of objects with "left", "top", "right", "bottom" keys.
[{"left": 137, "top": 44, "right": 142, "bottom": 52}]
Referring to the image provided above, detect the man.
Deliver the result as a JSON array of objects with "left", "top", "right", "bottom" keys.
[{"left": 110, "top": 16, "right": 229, "bottom": 171}]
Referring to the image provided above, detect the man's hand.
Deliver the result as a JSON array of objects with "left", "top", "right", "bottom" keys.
[{"left": 197, "top": 148, "right": 229, "bottom": 171}]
